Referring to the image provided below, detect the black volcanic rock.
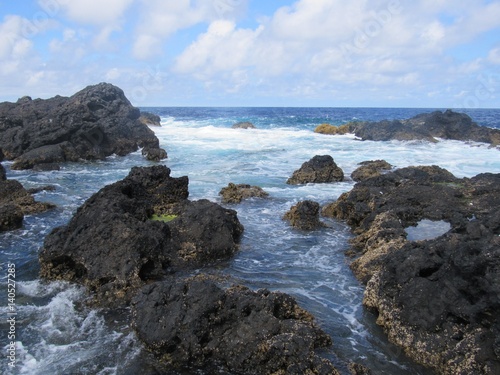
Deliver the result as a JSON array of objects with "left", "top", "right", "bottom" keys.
[
  {"left": 219, "top": 183, "right": 269, "bottom": 203},
  {"left": 0, "top": 168, "right": 55, "bottom": 231},
  {"left": 139, "top": 112, "right": 161, "bottom": 127},
  {"left": 283, "top": 200, "right": 325, "bottom": 230},
  {"left": 287, "top": 155, "right": 344, "bottom": 185},
  {"left": 39, "top": 166, "right": 243, "bottom": 306},
  {"left": 349, "top": 110, "right": 500, "bottom": 146},
  {"left": 132, "top": 276, "right": 338, "bottom": 374},
  {"left": 0, "top": 83, "right": 167, "bottom": 169},
  {"left": 323, "top": 166, "right": 500, "bottom": 374},
  {"left": 351, "top": 160, "right": 393, "bottom": 182}
]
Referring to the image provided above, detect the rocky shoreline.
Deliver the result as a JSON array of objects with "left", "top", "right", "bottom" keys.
[
  {"left": 4, "top": 84, "right": 499, "bottom": 373},
  {"left": 0, "top": 83, "right": 167, "bottom": 170},
  {"left": 322, "top": 165, "right": 500, "bottom": 375}
]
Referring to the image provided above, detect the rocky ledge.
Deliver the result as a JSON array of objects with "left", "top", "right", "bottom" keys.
[
  {"left": 323, "top": 165, "right": 500, "bottom": 374},
  {"left": 132, "top": 276, "right": 338, "bottom": 374},
  {"left": 39, "top": 165, "right": 243, "bottom": 306},
  {"left": 316, "top": 110, "right": 500, "bottom": 147},
  {"left": 0, "top": 83, "right": 167, "bottom": 170},
  {"left": 0, "top": 163, "right": 54, "bottom": 231}
]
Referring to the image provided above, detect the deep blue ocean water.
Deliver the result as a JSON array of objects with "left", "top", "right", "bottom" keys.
[{"left": 1, "top": 107, "right": 499, "bottom": 374}]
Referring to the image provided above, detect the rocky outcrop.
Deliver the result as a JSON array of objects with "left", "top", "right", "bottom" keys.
[
  {"left": 0, "top": 168, "right": 55, "bottom": 231},
  {"left": 287, "top": 155, "right": 344, "bottom": 185},
  {"left": 232, "top": 121, "right": 256, "bottom": 129},
  {"left": 139, "top": 112, "right": 161, "bottom": 127},
  {"left": 219, "top": 183, "right": 269, "bottom": 203},
  {"left": 314, "top": 123, "right": 352, "bottom": 135},
  {"left": 323, "top": 166, "right": 500, "bottom": 374},
  {"left": 132, "top": 276, "right": 338, "bottom": 375},
  {"left": 348, "top": 110, "right": 500, "bottom": 146},
  {"left": 351, "top": 160, "right": 393, "bottom": 182},
  {"left": 0, "top": 83, "right": 167, "bottom": 170},
  {"left": 39, "top": 166, "right": 243, "bottom": 306},
  {"left": 283, "top": 200, "right": 325, "bottom": 230},
  {"left": 141, "top": 147, "right": 168, "bottom": 162}
]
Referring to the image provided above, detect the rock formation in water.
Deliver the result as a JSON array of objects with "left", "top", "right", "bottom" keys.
[
  {"left": 0, "top": 83, "right": 167, "bottom": 170},
  {"left": 219, "top": 183, "right": 269, "bottom": 203},
  {"left": 39, "top": 166, "right": 243, "bottom": 305},
  {"left": 325, "top": 110, "right": 500, "bottom": 146},
  {"left": 287, "top": 155, "right": 344, "bottom": 185},
  {"left": 283, "top": 200, "right": 325, "bottom": 230},
  {"left": 232, "top": 121, "right": 256, "bottom": 129},
  {"left": 351, "top": 160, "right": 393, "bottom": 182},
  {"left": 0, "top": 163, "right": 55, "bottom": 231},
  {"left": 132, "top": 276, "right": 339, "bottom": 374},
  {"left": 323, "top": 166, "right": 500, "bottom": 375}
]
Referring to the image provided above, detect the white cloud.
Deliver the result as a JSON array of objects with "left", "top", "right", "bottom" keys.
[
  {"left": 55, "top": 0, "right": 134, "bottom": 26},
  {"left": 488, "top": 46, "right": 500, "bottom": 65}
]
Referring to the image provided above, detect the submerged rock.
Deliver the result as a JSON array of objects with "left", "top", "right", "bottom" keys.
[
  {"left": 232, "top": 121, "right": 256, "bottom": 129},
  {"left": 323, "top": 166, "right": 500, "bottom": 374},
  {"left": 132, "top": 276, "right": 338, "bottom": 375},
  {"left": 219, "top": 183, "right": 269, "bottom": 203},
  {"left": 287, "top": 155, "right": 344, "bottom": 185},
  {"left": 39, "top": 166, "right": 243, "bottom": 306},
  {"left": 351, "top": 160, "right": 393, "bottom": 182},
  {"left": 0, "top": 83, "right": 167, "bottom": 169},
  {"left": 283, "top": 200, "right": 325, "bottom": 230}
]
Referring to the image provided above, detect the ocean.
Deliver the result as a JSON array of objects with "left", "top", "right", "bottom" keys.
[{"left": 1, "top": 107, "right": 499, "bottom": 374}]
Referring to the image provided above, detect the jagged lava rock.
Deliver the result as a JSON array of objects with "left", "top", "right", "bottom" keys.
[
  {"left": 0, "top": 168, "right": 55, "bottom": 231},
  {"left": 350, "top": 110, "right": 500, "bottom": 145},
  {"left": 323, "top": 166, "right": 500, "bottom": 374},
  {"left": 39, "top": 166, "right": 243, "bottom": 306},
  {"left": 0, "top": 83, "right": 166, "bottom": 169},
  {"left": 139, "top": 111, "right": 161, "bottom": 127},
  {"left": 219, "top": 183, "right": 269, "bottom": 203},
  {"left": 283, "top": 200, "right": 325, "bottom": 230},
  {"left": 351, "top": 160, "right": 393, "bottom": 182},
  {"left": 287, "top": 155, "right": 344, "bottom": 185},
  {"left": 132, "top": 276, "right": 339, "bottom": 375}
]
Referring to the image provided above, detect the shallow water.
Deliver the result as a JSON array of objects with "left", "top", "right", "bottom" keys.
[{"left": 1, "top": 107, "right": 499, "bottom": 374}]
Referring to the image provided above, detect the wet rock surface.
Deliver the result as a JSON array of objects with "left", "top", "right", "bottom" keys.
[
  {"left": 39, "top": 166, "right": 243, "bottom": 306},
  {"left": 219, "top": 183, "right": 269, "bottom": 203},
  {"left": 351, "top": 160, "right": 393, "bottom": 182},
  {"left": 283, "top": 200, "right": 325, "bottom": 230},
  {"left": 0, "top": 83, "right": 166, "bottom": 169},
  {"left": 323, "top": 166, "right": 500, "bottom": 374},
  {"left": 348, "top": 110, "right": 500, "bottom": 146},
  {"left": 287, "top": 155, "right": 344, "bottom": 185},
  {"left": 0, "top": 165, "right": 55, "bottom": 231},
  {"left": 132, "top": 276, "right": 338, "bottom": 375}
]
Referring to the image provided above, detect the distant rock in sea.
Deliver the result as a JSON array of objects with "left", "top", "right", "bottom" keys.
[
  {"left": 139, "top": 112, "right": 162, "bottom": 127},
  {"left": 0, "top": 83, "right": 167, "bottom": 170},
  {"left": 232, "top": 121, "right": 256, "bottom": 129},
  {"left": 343, "top": 110, "right": 500, "bottom": 146},
  {"left": 219, "top": 182, "right": 269, "bottom": 203}
]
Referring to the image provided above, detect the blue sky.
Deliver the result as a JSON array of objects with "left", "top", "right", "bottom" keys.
[{"left": 1, "top": 0, "right": 499, "bottom": 107}]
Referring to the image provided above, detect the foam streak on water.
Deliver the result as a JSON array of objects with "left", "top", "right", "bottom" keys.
[{"left": 1, "top": 107, "right": 499, "bottom": 374}]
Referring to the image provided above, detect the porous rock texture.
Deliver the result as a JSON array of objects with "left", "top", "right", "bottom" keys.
[
  {"left": 323, "top": 166, "right": 500, "bottom": 374},
  {"left": 132, "top": 276, "right": 339, "bottom": 375},
  {"left": 0, "top": 83, "right": 167, "bottom": 169},
  {"left": 219, "top": 183, "right": 269, "bottom": 204},
  {"left": 287, "top": 155, "right": 344, "bottom": 185},
  {"left": 283, "top": 200, "right": 325, "bottom": 230},
  {"left": 39, "top": 165, "right": 243, "bottom": 306}
]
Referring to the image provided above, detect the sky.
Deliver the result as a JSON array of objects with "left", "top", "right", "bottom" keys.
[{"left": 0, "top": 0, "right": 499, "bottom": 107}]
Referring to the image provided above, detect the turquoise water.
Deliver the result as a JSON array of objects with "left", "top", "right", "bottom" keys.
[{"left": 1, "top": 107, "right": 499, "bottom": 374}]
